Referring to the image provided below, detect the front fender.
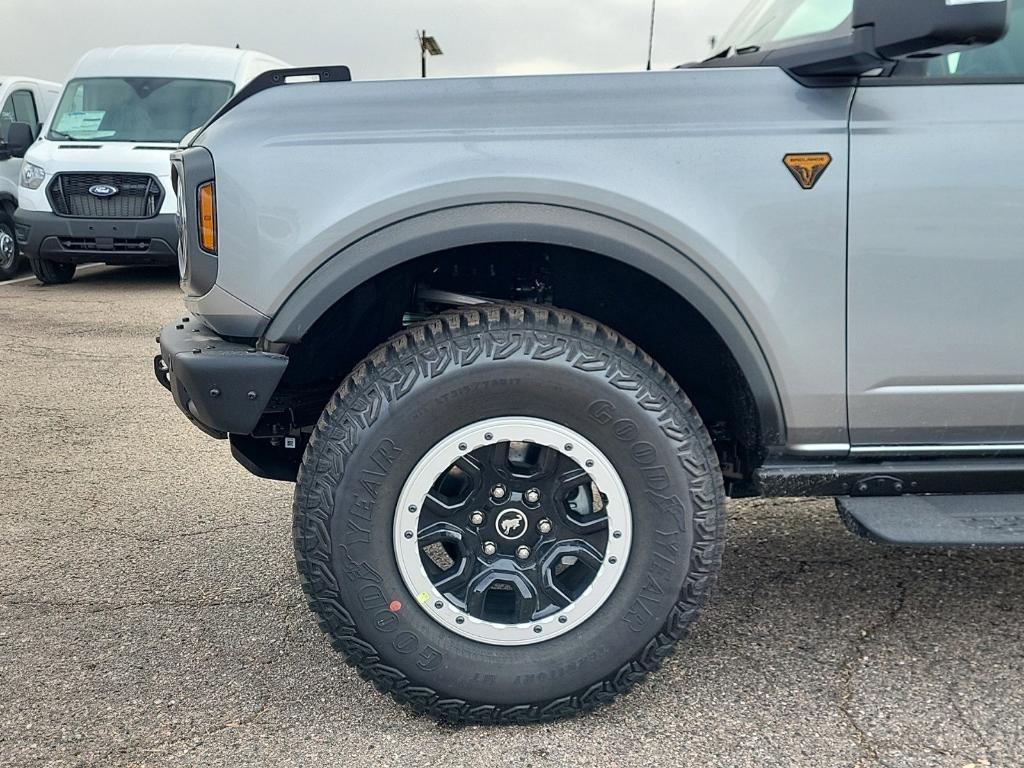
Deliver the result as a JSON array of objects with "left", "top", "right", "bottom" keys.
[{"left": 262, "top": 201, "right": 786, "bottom": 446}]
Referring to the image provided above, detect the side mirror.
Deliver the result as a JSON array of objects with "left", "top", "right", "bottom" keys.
[
  {"left": 773, "top": 0, "right": 1009, "bottom": 77},
  {"left": 4, "top": 121, "right": 34, "bottom": 159},
  {"left": 856, "top": 0, "right": 1009, "bottom": 61}
]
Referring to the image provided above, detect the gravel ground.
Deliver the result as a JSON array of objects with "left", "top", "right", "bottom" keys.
[{"left": 0, "top": 265, "right": 1022, "bottom": 768}]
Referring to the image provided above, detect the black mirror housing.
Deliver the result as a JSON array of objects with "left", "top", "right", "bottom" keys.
[
  {"left": 5, "top": 121, "right": 35, "bottom": 159},
  {"left": 770, "top": 0, "right": 1009, "bottom": 77},
  {"left": 856, "top": 0, "right": 1009, "bottom": 61}
]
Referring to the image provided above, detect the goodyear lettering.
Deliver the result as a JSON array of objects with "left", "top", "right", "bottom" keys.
[
  {"left": 613, "top": 418, "right": 639, "bottom": 442},
  {"left": 370, "top": 438, "right": 402, "bottom": 473},
  {"left": 335, "top": 438, "right": 443, "bottom": 669},
  {"left": 644, "top": 490, "right": 687, "bottom": 522},
  {"left": 416, "top": 646, "right": 443, "bottom": 672},
  {"left": 630, "top": 441, "right": 657, "bottom": 465},
  {"left": 359, "top": 584, "right": 388, "bottom": 611},
  {"left": 392, "top": 631, "right": 419, "bottom": 654},
  {"left": 641, "top": 465, "right": 670, "bottom": 491},
  {"left": 374, "top": 610, "right": 400, "bottom": 632},
  {"left": 337, "top": 545, "right": 383, "bottom": 585},
  {"left": 587, "top": 400, "right": 615, "bottom": 424},
  {"left": 587, "top": 399, "right": 689, "bottom": 633},
  {"left": 359, "top": 471, "right": 383, "bottom": 499},
  {"left": 345, "top": 516, "right": 372, "bottom": 544}
]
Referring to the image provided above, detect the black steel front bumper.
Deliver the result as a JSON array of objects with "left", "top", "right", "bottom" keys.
[
  {"left": 15, "top": 209, "right": 178, "bottom": 265},
  {"left": 154, "top": 317, "right": 288, "bottom": 438}
]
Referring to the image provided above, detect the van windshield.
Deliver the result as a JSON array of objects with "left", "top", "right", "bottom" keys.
[
  {"left": 714, "top": 0, "right": 854, "bottom": 56},
  {"left": 47, "top": 77, "right": 233, "bottom": 143}
]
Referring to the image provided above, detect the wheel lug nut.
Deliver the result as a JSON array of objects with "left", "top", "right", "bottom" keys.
[
  {"left": 524, "top": 488, "right": 541, "bottom": 504},
  {"left": 516, "top": 545, "right": 531, "bottom": 560},
  {"left": 537, "top": 519, "right": 552, "bottom": 534},
  {"left": 482, "top": 541, "right": 497, "bottom": 556},
  {"left": 469, "top": 512, "right": 485, "bottom": 526},
  {"left": 491, "top": 484, "right": 507, "bottom": 500}
]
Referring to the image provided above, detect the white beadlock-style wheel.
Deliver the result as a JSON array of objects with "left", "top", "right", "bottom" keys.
[{"left": 393, "top": 416, "right": 632, "bottom": 645}]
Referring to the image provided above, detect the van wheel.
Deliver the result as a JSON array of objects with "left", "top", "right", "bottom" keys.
[
  {"left": 30, "top": 257, "right": 76, "bottom": 285},
  {"left": 0, "top": 208, "right": 20, "bottom": 280},
  {"left": 293, "top": 304, "right": 726, "bottom": 723}
]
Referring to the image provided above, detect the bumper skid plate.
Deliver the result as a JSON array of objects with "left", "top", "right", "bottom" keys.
[{"left": 155, "top": 317, "right": 288, "bottom": 437}]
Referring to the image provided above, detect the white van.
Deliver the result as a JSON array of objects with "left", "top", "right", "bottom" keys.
[
  {"left": 13, "top": 45, "right": 287, "bottom": 284},
  {"left": 0, "top": 77, "right": 61, "bottom": 279}
]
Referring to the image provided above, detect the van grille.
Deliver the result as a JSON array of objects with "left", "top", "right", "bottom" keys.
[{"left": 48, "top": 173, "right": 164, "bottom": 219}]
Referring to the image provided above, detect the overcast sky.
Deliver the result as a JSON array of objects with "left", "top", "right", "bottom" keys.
[{"left": 2, "top": 0, "right": 748, "bottom": 83}]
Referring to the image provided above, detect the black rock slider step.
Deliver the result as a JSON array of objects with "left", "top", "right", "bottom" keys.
[{"left": 837, "top": 494, "right": 1024, "bottom": 547}]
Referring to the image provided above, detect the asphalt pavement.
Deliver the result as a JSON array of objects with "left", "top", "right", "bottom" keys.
[{"left": 1, "top": 266, "right": 1021, "bottom": 768}]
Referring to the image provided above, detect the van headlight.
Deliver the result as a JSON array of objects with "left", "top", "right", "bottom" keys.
[{"left": 20, "top": 163, "right": 46, "bottom": 190}]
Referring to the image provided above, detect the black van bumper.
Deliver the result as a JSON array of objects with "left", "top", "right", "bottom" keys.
[{"left": 15, "top": 210, "right": 178, "bottom": 265}]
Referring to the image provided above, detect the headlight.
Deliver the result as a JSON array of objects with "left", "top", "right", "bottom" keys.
[{"left": 20, "top": 163, "right": 45, "bottom": 190}]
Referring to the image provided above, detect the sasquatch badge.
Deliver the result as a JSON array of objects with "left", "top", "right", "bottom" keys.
[{"left": 783, "top": 153, "right": 833, "bottom": 190}]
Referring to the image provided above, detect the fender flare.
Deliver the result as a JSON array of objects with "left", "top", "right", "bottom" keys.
[{"left": 264, "top": 202, "right": 786, "bottom": 445}]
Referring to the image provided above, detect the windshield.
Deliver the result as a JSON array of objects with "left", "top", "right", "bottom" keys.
[
  {"left": 715, "top": 0, "right": 854, "bottom": 55},
  {"left": 47, "top": 77, "right": 234, "bottom": 143}
]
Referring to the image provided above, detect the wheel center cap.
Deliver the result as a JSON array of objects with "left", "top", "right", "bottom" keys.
[{"left": 495, "top": 508, "right": 528, "bottom": 540}]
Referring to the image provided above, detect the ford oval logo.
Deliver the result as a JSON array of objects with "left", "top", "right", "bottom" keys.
[{"left": 88, "top": 184, "right": 119, "bottom": 198}]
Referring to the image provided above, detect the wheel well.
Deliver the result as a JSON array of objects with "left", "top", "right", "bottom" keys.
[{"left": 270, "top": 243, "right": 766, "bottom": 488}]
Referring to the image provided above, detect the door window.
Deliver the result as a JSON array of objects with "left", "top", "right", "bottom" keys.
[
  {"left": 925, "top": 4, "right": 1024, "bottom": 77},
  {"left": 0, "top": 93, "right": 15, "bottom": 142},
  {"left": 0, "top": 89, "right": 39, "bottom": 142},
  {"left": 12, "top": 90, "right": 39, "bottom": 130}
]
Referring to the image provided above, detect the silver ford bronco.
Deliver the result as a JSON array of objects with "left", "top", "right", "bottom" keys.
[{"left": 154, "top": 0, "right": 1023, "bottom": 723}]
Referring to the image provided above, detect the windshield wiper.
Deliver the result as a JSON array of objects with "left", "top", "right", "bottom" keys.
[
  {"left": 49, "top": 129, "right": 81, "bottom": 141},
  {"left": 702, "top": 47, "right": 732, "bottom": 62},
  {"left": 700, "top": 43, "right": 761, "bottom": 63}
]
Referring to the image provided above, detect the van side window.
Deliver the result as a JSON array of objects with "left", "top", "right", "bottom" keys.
[
  {"left": 1, "top": 90, "right": 40, "bottom": 141},
  {"left": 12, "top": 90, "right": 40, "bottom": 133},
  {"left": 0, "top": 93, "right": 15, "bottom": 142},
  {"left": 925, "top": 4, "right": 1024, "bottom": 77}
]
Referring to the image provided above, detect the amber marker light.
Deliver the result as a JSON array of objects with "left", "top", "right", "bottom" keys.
[{"left": 198, "top": 182, "right": 217, "bottom": 253}]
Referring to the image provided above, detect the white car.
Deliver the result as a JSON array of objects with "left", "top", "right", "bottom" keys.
[
  {"left": 0, "top": 76, "right": 61, "bottom": 279},
  {"left": 13, "top": 45, "right": 287, "bottom": 284}
]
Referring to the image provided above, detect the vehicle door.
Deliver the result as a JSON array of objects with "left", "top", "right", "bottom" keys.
[
  {"left": 847, "top": 4, "right": 1024, "bottom": 451},
  {"left": 1, "top": 83, "right": 42, "bottom": 190}
]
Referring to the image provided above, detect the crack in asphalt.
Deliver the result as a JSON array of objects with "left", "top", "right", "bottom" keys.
[
  {"left": 70, "top": 521, "right": 276, "bottom": 544},
  {"left": 948, "top": 680, "right": 992, "bottom": 760},
  {"left": 0, "top": 597, "right": 299, "bottom": 613},
  {"left": 134, "top": 699, "right": 274, "bottom": 761},
  {"left": 835, "top": 577, "right": 910, "bottom": 767}
]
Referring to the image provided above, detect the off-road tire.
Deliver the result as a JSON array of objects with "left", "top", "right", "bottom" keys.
[
  {"left": 30, "top": 257, "right": 76, "bottom": 285},
  {"left": 293, "top": 304, "right": 726, "bottom": 723},
  {"left": 0, "top": 206, "right": 20, "bottom": 280}
]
